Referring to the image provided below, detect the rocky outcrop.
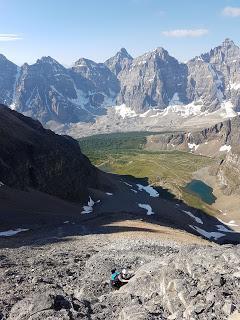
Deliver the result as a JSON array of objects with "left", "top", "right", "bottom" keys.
[
  {"left": 217, "top": 151, "right": 240, "bottom": 195},
  {"left": 1, "top": 237, "right": 240, "bottom": 320},
  {"left": 0, "top": 105, "right": 101, "bottom": 202},
  {"left": 145, "top": 116, "right": 240, "bottom": 196},
  {"left": 146, "top": 115, "right": 240, "bottom": 154}
]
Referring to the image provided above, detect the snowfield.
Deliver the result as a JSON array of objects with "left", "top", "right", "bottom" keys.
[
  {"left": 138, "top": 203, "right": 155, "bottom": 215},
  {"left": 219, "top": 145, "right": 232, "bottom": 152},
  {"left": 0, "top": 228, "right": 29, "bottom": 237},
  {"left": 115, "top": 104, "right": 137, "bottom": 119},
  {"left": 189, "top": 225, "right": 225, "bottom": 240},
  {"left": 136, "top": 184, "right": 159, "bottom": 197},
  {"left": 81, "top": 197, "right": 95, "bottom": 214},
  {"left": 181, "top": 210, "right": 203, "bottom": 224},
  {"left": 188, "top": 143, "right": 199, "bottom": 151}
]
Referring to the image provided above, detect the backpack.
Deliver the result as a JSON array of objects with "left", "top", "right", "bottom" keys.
[
  {"left": 111, "top": 271, "right": 120, "bottom": 282},
  {"left": 110, "top": 271, "right": 121, "bottom": 287}
]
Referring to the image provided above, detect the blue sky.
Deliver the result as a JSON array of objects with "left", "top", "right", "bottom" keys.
[{"left": 0, "top": 0, "right": 240, "bottom": 66}]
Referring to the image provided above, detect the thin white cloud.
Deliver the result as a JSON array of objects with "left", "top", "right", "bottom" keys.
[
  {"left": 0, "top": 34, "right": 22, "bottom": 41},
  {"left": 222, "top": 6, "right": 240, "bottom": 17},
  {"left": 162, "top": 29, "right": 208, "bottom": 38}
]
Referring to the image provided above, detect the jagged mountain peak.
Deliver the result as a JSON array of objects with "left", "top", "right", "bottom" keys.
[
  {"left": 32, "top": 56, "right": 67, "bottom": 75},
  {"left": 117, "top": 47, "right": 133, "bottom": 59},
  {"left": 74, "top": 57, "right": 98, "bottom": 67},
  {"left": 0, "top": 53, "right": 8, "bottom": 61},
  {"left": 0, "top": 38, "right": 240, "bottom": 127},
  {"left": 198, "top": 38, "right": 240, "bottom": 64},
  {"left": 153, "top": 46, "right": 167, "bottom": 53},
  {"left": 36, "top": 56, "right": 62, "bottom": 66},
  {"left": 136, "top": 46, "right": 177, "bottom": 64},
  {"left": 105, "top": 48, "right": 133, "bottom": 75},
  {"left": 144, "top": 47, "right": 173, "bottom": 60},
  {"left": 106, "top": 47, "right": 132, "bottom": 61},
  {"left": 222, "top": 38, "right": 236, "bottom": 48},
  {"left": 0, "top": 53, "right": 17, "bottom": 66}
]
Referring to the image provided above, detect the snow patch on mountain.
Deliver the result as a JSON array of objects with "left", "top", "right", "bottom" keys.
[
  {"left": 162, "top": 101, "right": 205, "bottom": 118},
  {"left": 169, "top": 92, "right": 183, "bottom": 106},
  {"left": 9, "top": 67, "right": 21, "bottom": 110},
  {"left": 188, "top": 143, "right": 199, "bottom": 151},
  {"left": 138, "top": 203, "right": 155, "bottom": 215},
  {"left": 219, "top": 145, "right": 232, "bottom": 152},
  {"left": 136, "top": 184, "right": 159, "bottom": 197},
  {"left": 0, "top": 228, "right": 29, "bottom": 237},
  {"left": 216, "top": 225, "right": 238, "bottom": 233},
  {"left": 115, "top": 104, "right": 137, "bottom": 119},
  {"left": 218, "top": 218, "right": 239, "bottom": 227},
  {"left": 229, "top": 81, "right": 240, "bottom": 91},
  {"left": 181, "top": 210, "right": 203, "bottom": 224},
  {"left": 189, "top": 225, "right": 225, "bottom": 240},
  {"left": 81, "top": 197, "right": 95, "bottom": 214},
  {"left": 220, "top": 101, "right": 237, "bottom": 118},
  {"left": 139, "top": 109, "right": 152, "bottom": 118}
]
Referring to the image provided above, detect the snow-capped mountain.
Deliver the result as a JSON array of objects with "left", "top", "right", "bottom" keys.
[{"left": 0, "top": 39, "right": 240, "bottom": 127}]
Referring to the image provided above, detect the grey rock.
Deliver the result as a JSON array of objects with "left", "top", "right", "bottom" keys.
[
  {"left": 222, "top": 301, "right": 236, "bottom": 316},
  {"left": 1, "top": 238, "right": 240, "bottom": 320},
  {"left": 105, "top": 47, "right": 133, "bottom": 76},
  {"left": 116, "top": 47, "right": 188, "bottom": 112},
  {"left": 0, "top": 39, "right": 239, "bottom": 128},
  {"left": 0, "top": 54, "right": 18, "bottom": 106}
]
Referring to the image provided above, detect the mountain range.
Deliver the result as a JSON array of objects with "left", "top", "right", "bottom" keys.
[{"left": 0, "top": 38, "right": 240, "bottom": 130}]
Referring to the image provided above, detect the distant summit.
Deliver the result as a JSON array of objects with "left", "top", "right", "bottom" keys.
[
  {"left": 105, "top": 48, "right": 133, "bottom": 75},
  {"left": 0, "top": 39, "right": 239, "bottom": 127}
]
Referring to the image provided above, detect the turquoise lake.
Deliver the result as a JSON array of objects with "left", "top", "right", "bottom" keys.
[{"left": 185, "top": 179, "right": 217, "bottom": 205}]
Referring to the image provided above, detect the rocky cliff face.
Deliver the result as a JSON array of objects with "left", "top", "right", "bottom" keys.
[
  {"left": 146, "top": 115, "right": 240, "bottom": 152},
  {"left": 0, "top": 54, "right": 19, "bottom": 106},
  {"left": 105, "top": 47, "right": 133, "bottom": 76},
  {"left": 187, "top": 38, "right": 240, "bottom": 112},
  {"left": 0, "top": 104, "right": 101, "bottom": 202},
  {"left": 10, "top": 57, "right": 93, "bottom": 124},
  {"left": 71, "top": 57, "right": 120, "bottom": 113},
  {"left": 5, "top": 56, "right": 120, "bottom": 125},
  {"left": 217, "top": 151, "right": 240, "bottom": 195},
  {"left": 145, "top": 115, "right": 240, "bottom": 196},
  {"left": 0, "top": 39, "right": 240, "bottom": 126},
  {"left": 116, "top": 47, "right": 188, "bottom": 112}
]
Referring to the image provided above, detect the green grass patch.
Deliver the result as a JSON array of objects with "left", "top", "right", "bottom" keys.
[{"left": 79, "top": 132, "right": 216, "bottom": 214}]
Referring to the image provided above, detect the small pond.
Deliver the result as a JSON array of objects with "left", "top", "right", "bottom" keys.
[{"left": 185, "top": 179, "right": 217, "bottom": 205}]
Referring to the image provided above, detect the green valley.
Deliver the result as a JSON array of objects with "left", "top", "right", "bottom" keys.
[{"left": 79, "top": 132, "right": 216, "bottom": 215}]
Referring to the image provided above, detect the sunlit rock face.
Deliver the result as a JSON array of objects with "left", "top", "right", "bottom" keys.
[{"left": 0, "top": 39, "right": 240, "bottom": 125}]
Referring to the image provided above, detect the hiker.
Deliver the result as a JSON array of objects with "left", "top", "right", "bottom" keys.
[{"left": 110, "top": 268, "right": 133, "bottom": 289}]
